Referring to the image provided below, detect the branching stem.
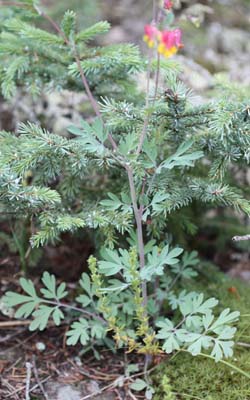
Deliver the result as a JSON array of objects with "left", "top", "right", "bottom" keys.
[
  {"left": 136, "top": 56, "right": 152, "bottom": 155},
  {"left": 42, "top": 299, "right": 107, "bottom": 324}
]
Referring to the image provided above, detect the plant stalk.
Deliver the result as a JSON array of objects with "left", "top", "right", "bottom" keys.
[
  {"left": 126, "top": 166, "right": 147, "bottom": 309},
  {"left": 42, "top": 299, "right": 107, "bottom": 324}
]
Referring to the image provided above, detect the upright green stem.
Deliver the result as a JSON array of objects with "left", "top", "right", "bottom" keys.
[
  {"left": 136, "top": 56, "right": 152, "bottom": 155},
  {"left": 126, "top": 166, "right": 147, "bottom": 309},
  {"left": 153, "top": 52, "right": 161, "bottom": 104},
  {"left": 152, "top": 0, "right": 157, "bottom": 21}
]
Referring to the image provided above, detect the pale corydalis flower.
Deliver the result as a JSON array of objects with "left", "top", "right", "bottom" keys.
[
  {"left": 158, "top": 28, "right": 183, "bottom": 57},
  {"left": 143, "top": 25, "right": 183, "bottom": 58},
  {"left": 143, "top": 25, "right": 161, "bottom": 48}
]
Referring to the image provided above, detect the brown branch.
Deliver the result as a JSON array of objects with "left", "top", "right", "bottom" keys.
[
  {"left": 71, "top": 44, "right": 118, "bottom": 152},
  {"left": 36, "top": 7, "right": 69, "bottom": 43},
  {"left": 5, "top": 376, "right": 51, "bottom": 399},
  {"left": 35, "top": 4, "right": 118, "bottom": 152}
]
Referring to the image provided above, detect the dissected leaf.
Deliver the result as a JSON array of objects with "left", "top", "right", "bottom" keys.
[
  {"left": 76, "top": 294, "right": 92, "bottom": 307},
  {"left": 66, "top": 318, "right": 90, "bottom": 346},
  {"left": 52, "top": 308, "right": 64, "bottom": 326},
  {"left": 129, "top": 379, "right": 148, "bottom": 391},
  {"left": 79, "top": 273, "right": 92, "bottom": 297},
  {"left": 20, "top": 278, "right": 37, "bottom": 298},
  {"left": 29, "top": 305, "right": 53, "bottom": 331}
]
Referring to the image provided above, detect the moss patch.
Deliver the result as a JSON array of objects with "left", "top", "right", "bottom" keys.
[{"left": 153, "top": 264, "right": 250, "bottom": 400}]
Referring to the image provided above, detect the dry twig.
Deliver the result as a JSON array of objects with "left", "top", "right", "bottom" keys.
[
  {"left": 32, "top": 355, "right": 49, "bottom": 400},
  {"left": 0, "top": 320, "right": 31, "bottom": 328},
  {"left": 5, "top": 376, "right": 51, "bottom": 398},
  {"left": 25, "top": 362, "right": 32, "bottom": 400}
]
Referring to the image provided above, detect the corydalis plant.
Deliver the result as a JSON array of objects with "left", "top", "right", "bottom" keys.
[
  {"left": 3, "top": 251, "right": 240, "bottom": 361},
  {"left": 1, "top": 0, "right": 246, "bottom": 366}
]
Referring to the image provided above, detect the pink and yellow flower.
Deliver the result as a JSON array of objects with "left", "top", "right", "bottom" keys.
[
  {"left": 143, "top": 24, "right": 160, "bottom": 48},
  {"left": 157, "top": 28, "right": 183, "bottom": 58},
  {"left": 163, "top": 0, "right": 173, "bottom": 10},
  {"left": 143, "top": 25, "right": 183, "bottom": 58}
]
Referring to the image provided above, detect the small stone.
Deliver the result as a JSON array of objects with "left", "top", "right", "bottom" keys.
[{"left": 35, "top": 342, "right": 46, "bottom": 352}]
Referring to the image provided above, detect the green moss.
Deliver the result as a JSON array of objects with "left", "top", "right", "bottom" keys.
[
  {"left": 154, "top": 351, "right": 250, "bottom": 400},
  {"left": 153, "top": 264, "right": 250, "bottom": 399}
]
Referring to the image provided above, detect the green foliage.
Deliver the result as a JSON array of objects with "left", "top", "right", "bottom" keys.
[
  {"left": 0, "top": 6, "right": 142, "bottom": 99},
  {"left": 153, "top": 267, "right": 250, "bottom": 399},
  {"left": 156, "top": 295, "right": 239, "bottom": 361},
  {"left": 75, "top": 21, "right": 110, "bottom": 43},
  {"left": 0, "top": 1, "right": 249, "bottom": 381},
  {"left": 155, "top": 351, "right": 250, "bottom": 400},
  {"left": 129, "top": 378, "right": 155, "bottom": 400},
  {"left": 158, "top": 375, "right": 175, "bottom": 400},
  {"left": 4, "top": 271, "right": 67, "bottom": 329},
  {"left": 2, "top": 250, "right": 240, "bottom": 363}
]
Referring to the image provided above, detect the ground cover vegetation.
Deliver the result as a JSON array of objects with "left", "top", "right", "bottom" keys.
[
  {"left": 153, "top": 264, "right": 250, "bottom": 399},
  {"left": 0, "top": 0, "right": 250, "bottom": 398}
]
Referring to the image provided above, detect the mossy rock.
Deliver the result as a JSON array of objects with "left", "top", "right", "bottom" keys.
[{"left": 153, "top": 264, "right": 250, "bottom": 400}]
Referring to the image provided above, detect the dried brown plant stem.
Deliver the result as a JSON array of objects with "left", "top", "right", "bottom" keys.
[
  {"left": 25, "top": 362, "right": 32, "bottom": 400},
  {"left": 32, "top": 355, "right": 49, "bottom": 400}
]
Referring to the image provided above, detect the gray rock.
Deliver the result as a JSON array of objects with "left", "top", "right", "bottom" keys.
[
  {"left": 177, "top": 55, "right": 213, "bottom": 92},
  {"left": 44, "top": 380, "right": 116, "bottom": 400},
  {"left": 45, "top": 383, "right": 82, "bottom": 400},
  {"left": 57, "top": 385, "right": 82, "bottom": 400},
  {"left": 208, "top": 23, "right": 250, "bottom": 55}
]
